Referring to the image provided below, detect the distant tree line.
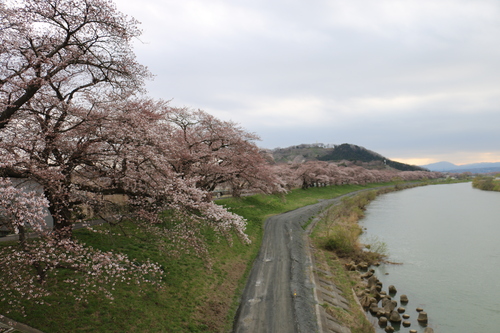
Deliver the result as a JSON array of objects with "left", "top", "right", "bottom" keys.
[{"left": 271, "top": 161, "right": 442, "bottom": 190}]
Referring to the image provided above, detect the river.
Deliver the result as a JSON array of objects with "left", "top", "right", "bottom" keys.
[{"left": 359, "top": 182, "right": 500, "bottom": 332}]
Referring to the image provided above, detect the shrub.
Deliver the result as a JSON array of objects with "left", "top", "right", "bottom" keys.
[{"left": 324, "top": 224, "right": 360, "bottom": 255}]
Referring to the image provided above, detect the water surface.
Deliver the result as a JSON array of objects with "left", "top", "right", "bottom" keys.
[{"left": 360, "top": 182, "right": 500, "bottom": 332}]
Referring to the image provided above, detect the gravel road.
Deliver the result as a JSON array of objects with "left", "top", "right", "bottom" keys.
[{"left": 233, "top": 197, "right": 344, "bottom": 333}]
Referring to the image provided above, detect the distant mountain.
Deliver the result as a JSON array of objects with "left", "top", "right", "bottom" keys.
[
  {"left": 421, "top": 161, "right": 459, "bottom": 171},
  {"left": 272, "top": 143, "right": 426, "bottom": 172},
  {"left": 421, "top": 161, "right": 500, "bottom": 174}
]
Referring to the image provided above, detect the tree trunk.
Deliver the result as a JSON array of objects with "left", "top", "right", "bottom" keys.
[
  {"left": 44, "top": 189, "right": 73, "bottom": 240},
  {"left": 18, "top": 224, "right": 27, "bottom": 247}
]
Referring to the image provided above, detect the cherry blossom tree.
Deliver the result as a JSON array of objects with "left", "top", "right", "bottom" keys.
[
  {"left": 271, "top": 160, "right": 443, "bottom": 189},
  {"left": 292, "top": 161, "right": 331, "bottom": 189},
  {"left": 0, "top": 0, "right": 249, "bottom": 242},
  {"left": 166, "top": 107, "right": 284, "bottom": 197},
  {"left": 0, "top": 0, "right": 148, "bottom": 129},
  {"left": 0, "top": 0, "right": 169, "bottom": 314},
  {"left": 271, "top": 163, "right": 301, "bottom": 190},
  {"left": 0, "top": 97, "right": 250, "bottom": 243},
  {"left": 0, "top": 178, "right": 49, "bottom": 244},
  {"left": 0, "top": 177, "right": 163, "bottom": 315},
  {"left": 0, "top": 0, "right": 253, "bottom": 315}
]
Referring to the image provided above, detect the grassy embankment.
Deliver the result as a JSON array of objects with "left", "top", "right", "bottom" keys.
[
  {"left": 0, "top": 182, "right": 390, "bottom": 333},
  {"left": 0, "top": 178, "right": 465, "bottom": 332}
]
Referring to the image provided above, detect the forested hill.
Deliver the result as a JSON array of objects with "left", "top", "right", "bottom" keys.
[{"left": 272, "top": 143, "right": 426, "bottom": 172}]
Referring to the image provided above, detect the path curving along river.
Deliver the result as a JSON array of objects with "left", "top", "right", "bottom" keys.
[
  {"left": 360, "top": 182, "right": 500, "bottom": 332},
  {"left": 232, "top": 196, "right": 350, "bottom": 333}
]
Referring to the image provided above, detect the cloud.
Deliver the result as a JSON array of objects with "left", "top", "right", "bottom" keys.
[{"left": 114, "top": 0, "right": 500, "bottom": 165}]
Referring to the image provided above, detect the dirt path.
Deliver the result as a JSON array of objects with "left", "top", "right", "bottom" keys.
[{"left": 232, "top": 197, "right": 347, "bottom": 333}]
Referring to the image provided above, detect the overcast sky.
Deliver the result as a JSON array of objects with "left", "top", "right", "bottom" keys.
[{"left": 114, "top": 0, "right": 500, "bottom": 166}]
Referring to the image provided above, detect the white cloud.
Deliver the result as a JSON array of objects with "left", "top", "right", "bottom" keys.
[
  {"left": 114, "top": 0, "right": 500, "bottom": 164},
  {"left": 206, "top": 95, "right": 328, "bottom": 127},
  {"left": 322, "top": 0, "right": 500, "bottom": 42}
]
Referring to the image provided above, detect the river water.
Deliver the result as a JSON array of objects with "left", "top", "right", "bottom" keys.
[{"left": 359, "top": 182, "right": 500, "bottom": 332}]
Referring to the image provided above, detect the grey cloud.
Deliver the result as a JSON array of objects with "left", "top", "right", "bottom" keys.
[{"left": 116, "top": 0, "right": 500, "bottom": 164}]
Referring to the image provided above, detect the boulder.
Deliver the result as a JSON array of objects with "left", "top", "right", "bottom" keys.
[
  {"left": 383, "top": 300, "right": 397, "bottom": 313},
  {"left": 367, "top": 275, "right": 378, "bottom": 288},
  {"left": 359, "top": 295, "right": 373, "bottom": 309},
  {"left": 369, "top": 304, "right": 382, "bottom": 316},
  {"left": 371, "top": 290, "right": 382, "bottom": 302},
  {"left": 345, "top": 261, "right": 357, "bottom": 271},
  {"left": 357, "top": 289, "right": 368, "bottom": 298},
  {"left": 381, "top": 297, "right": 391, "bottom": 307},
  {"left": 389, "top": 310, "right": 402, "bottom": 323},
  {"left": 388, "top": 285, "right": 397, "bottom": 295},
  {"left": 402, "top": 320, "right": 411, "bottom": 327},
  {"left": 400, "top": 294, "right": 409, "bottom": 304},
  {"left": 424, "top": 328, "right": 434, "bottom": 333},
  {"left": 358, "top": 262, "right": 369, "bottom": 270},
  {"left": 397, "top": 306, "right": 405, "bottom": 313},
  {"left": 361, "top": 270, "right": 374, "bottom": 279},
  {"left": 378, "top": 316, "right": 388, "bottom": 327},
  {"left": 402, "top": 314, "right": 410, "bottom": 319},
  {"left": 376, "top": 308, "right": 387, "bottom": 318},
  {"left": 417, "top": 311, "right": 428, "bottom": 324},
  {"left": 384, "top": 326, "right": 395, "bottom": 333}
]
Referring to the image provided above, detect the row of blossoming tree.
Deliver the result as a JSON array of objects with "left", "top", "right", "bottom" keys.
[
  {"left": 0, "top": 0, "right": 441, "bottom": 315},
  {"left": 0, "top": 0, "right": 282, "bottom": 313},
  {"left": 271, "top": 161, "right": 443, "bottom": 190}
]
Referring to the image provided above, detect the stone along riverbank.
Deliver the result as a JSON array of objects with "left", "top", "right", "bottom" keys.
[{"left": 359, "top": 182, "right": 500, "bottom": 332}]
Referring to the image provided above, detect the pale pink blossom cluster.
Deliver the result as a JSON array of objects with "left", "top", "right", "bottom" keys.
[
  {"left": 0, "top": 237, "right": 163, "bottom": 315},
  {"left": 0, "top": 178, "right": 49, "bottom": 236},
  {"left": 165, "top": 108, "right": 285, "bottom": 197},
  {"left": 271, "top": 161, "right": 443, "bottom": 189}
]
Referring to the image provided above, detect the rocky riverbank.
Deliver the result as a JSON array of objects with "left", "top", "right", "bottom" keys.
[
  {"left": 310, "top": 183, "right": 443, "bottom": 332},
  {"left": 353, "top": 265, "right": 434, "bottom": 333}
]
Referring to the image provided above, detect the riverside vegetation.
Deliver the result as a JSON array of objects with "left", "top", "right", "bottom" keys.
[
  {"left": 0, "top": 179, "right": 468, "bottom": 332},
  {"left": 472, "top": 175, "right": 500, "bottom": 192}
]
